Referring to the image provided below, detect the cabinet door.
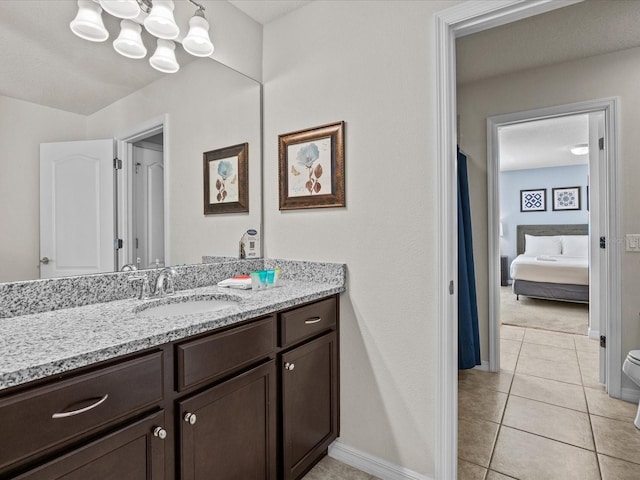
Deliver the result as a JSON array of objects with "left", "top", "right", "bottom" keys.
[
  {"left": 13, "top": 410, "right": 166, "bottom": 480},
  {"left": 179, "top": 361, "right": 277, "bottom": 480},
  {"left": 282, "top": 331, "right": 338, "bottom": 480}
]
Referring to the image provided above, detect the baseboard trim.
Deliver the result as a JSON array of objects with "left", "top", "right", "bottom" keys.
[
  {"left": 620, "top": 386, "right": 640, "bottom": 403},
  {"left": 473, "top": 360, "right": 489, "bottom": 371},
  {"left": 328, "top": 439, "right": 432, "bottom": 480}
]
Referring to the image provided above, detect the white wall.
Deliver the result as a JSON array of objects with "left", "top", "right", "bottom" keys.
[
  {"left": 458, "top": 46, "right": 640, "bottom": 390},
  {"left": 263, "top": 1, "right": 459, "bottom": 476},
  {"left": 86, "top": 58, "right": 261, "bottom": 266},
  {"left": 0, "top": 96, "right": 86, "bottom": 282}
]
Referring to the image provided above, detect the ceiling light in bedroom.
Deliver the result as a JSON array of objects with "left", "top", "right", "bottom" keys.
[{"left": 570, "top": 144, "right": 589, "bottom": 155}]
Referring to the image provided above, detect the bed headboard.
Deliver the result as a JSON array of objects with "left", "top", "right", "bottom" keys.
[{"left": 516, "top": 224, "right": 588, "bottom": 255}]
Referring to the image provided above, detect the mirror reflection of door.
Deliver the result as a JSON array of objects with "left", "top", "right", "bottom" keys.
[
  {"left": 39, "top": 139, "right": 115, "bottom": 279},
  {"left": 131, "top": 135, "right": 164, "bottom": 269}
]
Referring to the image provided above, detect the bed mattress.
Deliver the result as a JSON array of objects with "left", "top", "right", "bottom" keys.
[{"left": 509, "top": 254, "right": 588, "bottom": 286}]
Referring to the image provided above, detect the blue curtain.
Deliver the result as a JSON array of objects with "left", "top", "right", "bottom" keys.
[{"left": 458, "top": 148, "right": 481, "bottom": 369}]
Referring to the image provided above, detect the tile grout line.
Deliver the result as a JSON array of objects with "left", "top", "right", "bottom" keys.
[
  {"left": 574, "top": 334, "right": 603, "bottom": 480},
  {"left": 484, "top": 329, "right": 524, "bottom": 479}
]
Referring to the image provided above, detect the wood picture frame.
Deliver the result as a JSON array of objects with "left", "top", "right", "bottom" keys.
[
  {"left": 520, "top": 188, "right": 546, "bottom": 212},
  {"left": 203, "top": 143, "right": 249, "bottom": 215},
  {"left": 278, "top": 121, "right": 345, "bottom": 210},
  {"left": 552, "top": 186, "right": 581, "bottom": 211}
]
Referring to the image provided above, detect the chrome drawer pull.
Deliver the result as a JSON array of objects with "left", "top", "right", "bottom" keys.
[
  {"left": 52, "top": 394, "right": 109, "bottom": 419},
  {"left": 304, "top": 317, "right": 322, "bottom": 325}
]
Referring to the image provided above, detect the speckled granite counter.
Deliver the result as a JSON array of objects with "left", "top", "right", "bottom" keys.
[{"left": 0, "top": 259, "right": 345, "bottom": 391}]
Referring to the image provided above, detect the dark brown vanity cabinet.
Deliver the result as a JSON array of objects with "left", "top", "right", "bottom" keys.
[
  {"left": 0, "top": 295, "right": 339, "bottom": 480},
  {"left": 178, "top": 361, "right": 277, "bottom": 480},
  {"left": 13, "top": 410, "right": 167, "bottom": 480},
  {"left": 278, "top": 297, "right": 339, "bottom": 480}
]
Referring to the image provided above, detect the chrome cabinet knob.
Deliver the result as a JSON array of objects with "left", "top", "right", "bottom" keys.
[
  {"left": 40, "top": 257, "right": 50, "bottom": 265},
  {"left": 284, "top": 362, "right": 295, "bottom": 371},
  {"left": 184, "top": 412, "right": 197, "bottom": 425},
  {"left": 153, "top": 427, "right": 167, "bottom": 439}
]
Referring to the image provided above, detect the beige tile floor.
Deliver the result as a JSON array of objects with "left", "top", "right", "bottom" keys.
[
  {"left": 458, "top": 325, "right": 640, "bottom": 480},
  {"left": 301, "top": 456, "right": 380, "bottom": 480}
]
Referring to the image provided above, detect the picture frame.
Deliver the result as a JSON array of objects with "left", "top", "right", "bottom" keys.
[
  {"left": 203, "top": 143, "right": 249, "bottom": 215},
  {"left": 278, "top": 121, "right": 345, "bottom": 210},
  {"left": 520, "top": 188, "right": 547, "bottom": 212},
  {"left": 552, "top": 186, "right": 581, "bottom": 211}
]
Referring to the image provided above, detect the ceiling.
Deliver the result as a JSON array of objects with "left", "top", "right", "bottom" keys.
[
  {"left": 0, "top": 0, "right": 198, "bottom": 116},
  {"left": 498, "top": 115, "right": 589, "bottom": 172},
  {"left": 458, "top": 0, "right": 640, "bottom": 172},
  {"left": 3, "top": 0, "right": 640, "bottom": 118},
  {"left": 228, "top": 0, "right": 312, "bottom": 25},
  {"left": 457, "top": 0, "right": 640, "bottom": 85},
  {"left": 0, "top": 0, "right": 312, "bottom": 116}
]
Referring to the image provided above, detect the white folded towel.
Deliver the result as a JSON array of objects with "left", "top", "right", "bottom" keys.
[
  {"left": 536, "top": 255, "right": 558, "bottom": 262},
  {"left": 217, "top": 276, "right": 252, "bottom": 289}
]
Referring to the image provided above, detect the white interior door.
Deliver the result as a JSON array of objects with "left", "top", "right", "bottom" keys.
[
  {"left": 133, "top": 143, "right": 164, "bottom": 269},
  {"left": 40, "top": 139, "right": 115, "bottom": 278},
  {"left": 588, "top": 111, "right": 607, "bottom": 385}
]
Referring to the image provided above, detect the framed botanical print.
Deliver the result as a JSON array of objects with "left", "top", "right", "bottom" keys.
[
  {"left": 278, "top": 121, "right": 345, "bottom": 210},
  {"left": 203, "top": 143, "right": 248, "bottom": 214}
]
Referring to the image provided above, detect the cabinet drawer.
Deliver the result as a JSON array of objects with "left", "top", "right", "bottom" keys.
[
  {"left": 177, "top": 316, "right": 275, "bottom": 391},
  {"left": 279, "top": 297, "right": 337, "bottom": 348},
  {"left": 0, "top": 351, "right": 163, "bottom": 473}
]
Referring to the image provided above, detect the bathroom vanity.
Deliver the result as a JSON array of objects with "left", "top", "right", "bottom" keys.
[{"left": 0, "top": 261, "right": 344, "bottom": 480}]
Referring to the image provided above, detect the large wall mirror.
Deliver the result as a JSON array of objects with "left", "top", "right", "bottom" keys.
[{"left": 0, "top": 0, "right": 262, "bottom": 283}]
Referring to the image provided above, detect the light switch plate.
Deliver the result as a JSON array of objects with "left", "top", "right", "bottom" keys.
[{"left": 625, "top": 234, "right": 640, "bottom": 252}]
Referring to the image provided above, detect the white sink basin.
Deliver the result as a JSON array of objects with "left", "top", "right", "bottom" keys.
[{"left": 136, "top": 296, "right": 238, "bottom": 318}]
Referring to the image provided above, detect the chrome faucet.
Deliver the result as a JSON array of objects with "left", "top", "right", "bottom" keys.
[{"left": 155, "top": 267, "right": 177, "bottom": 297}]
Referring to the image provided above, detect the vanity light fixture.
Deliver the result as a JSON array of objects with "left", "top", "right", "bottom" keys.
[
  {"left": 570, "top": 144, "right": 589, "bottom": 155},
  {"left": 182, "top": 7, "right": 214, "bottom": 57},
  {"left": 98, "top": 0, "right": 141, "bottom": 19},
  {"left": 70, "top": 0, "right": 215, "bottom": 74},
  {"left": 149, "top": 38, "right": 179, "bottom": 73},
  {"left": 70, "top": 0, "right": 109, "bottom": 42},
  {"left": 113, "top": 19, "right": 147, "bottom": 59}
]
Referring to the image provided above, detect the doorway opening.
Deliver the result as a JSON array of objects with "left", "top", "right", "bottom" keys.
[{"left": 115, "top": 116, "right": 169, "bottom": 271}]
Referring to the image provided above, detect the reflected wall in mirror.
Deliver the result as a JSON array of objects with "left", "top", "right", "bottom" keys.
[{"left": 0, "top": 2, "right": 262, "bottom": 283}]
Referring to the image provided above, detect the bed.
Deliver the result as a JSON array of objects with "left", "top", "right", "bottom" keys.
[{"left": 510, "top": 224, "right": 589, "bottom": 303}]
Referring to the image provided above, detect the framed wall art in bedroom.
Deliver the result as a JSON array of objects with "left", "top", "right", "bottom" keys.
[
  {"left": 552, "top": 186, "right": 581, "bottom": 211},
  {"left": 520, "top": 188, "right": 546, "bottom": 212}
]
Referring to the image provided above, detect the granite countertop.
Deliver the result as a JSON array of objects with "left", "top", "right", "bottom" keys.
[{"left": 0, "top": 280, "right": 344, "bottom": 391}]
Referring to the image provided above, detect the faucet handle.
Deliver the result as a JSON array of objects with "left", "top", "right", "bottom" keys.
[{"left": 128, "top": 274, "right": 150, "bottom": 300}]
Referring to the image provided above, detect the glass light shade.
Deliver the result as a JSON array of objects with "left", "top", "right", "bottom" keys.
[
  {"left": 144, "top": 0, "right": 179, "bottom": 40},
  {"left": 182, "top": 14, "right": 214, "bottom": 57},
  {"left": 99, "top": 0, "right": 141, "bottom": 19},
  {"left": 70, "top": 0, "right": 109, "bottom": 42},
  {"left": 149, "top": 39, "right": 179, "bottom": 73},
  {"left": 113, "top": 20, "right": 147, "bottom": 59}
]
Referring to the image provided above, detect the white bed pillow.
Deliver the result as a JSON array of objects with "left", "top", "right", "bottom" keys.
[
  {"left": 562, "top": 235, "right": 589, "bottom": 257},
  {"left": 524, "top": 234, "right": 562, "bottom": 256}
]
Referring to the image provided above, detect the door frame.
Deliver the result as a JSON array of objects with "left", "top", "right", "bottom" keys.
[
  {"left": 115, "top": 115, "right": 170, "bottom": 270},
  {"left": 433, "top": 1, "right": 598, "bottom": 478},
  {"left": 486, "top": 100, "right": 620, "bottom": 384}
]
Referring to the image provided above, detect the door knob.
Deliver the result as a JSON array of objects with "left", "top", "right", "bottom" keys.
[
  {"left": 39, "top": 257, "right": 50, "bottom": 264},
  {"left": 184, "top": 412, "right": 197, "bottom": 425}
]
